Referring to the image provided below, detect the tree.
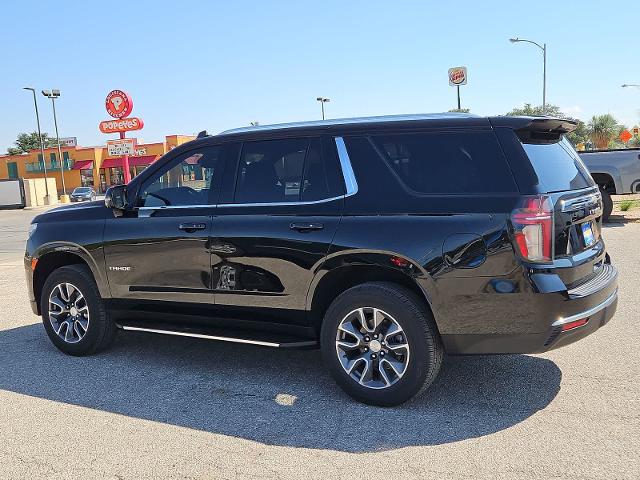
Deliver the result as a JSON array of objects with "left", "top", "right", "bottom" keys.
[
  {"left": 587, "top": 114, "right": 620, "bottom": 150},
  {"left": 567, "top": 120, "right": 590, "bottom": 148},
  {"left": 6, "top": 132, "right": 57, "bottom": 155},
  {"left": 506, "top": 103, "right": 590, "bottom": 147},
  {"left": 506, "top": 103, "right": 564, "bottom": 117}
]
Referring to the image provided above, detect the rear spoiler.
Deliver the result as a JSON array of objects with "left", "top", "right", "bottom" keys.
[{"left": 490, "top": 116, "right": 578, "bottom": 144}]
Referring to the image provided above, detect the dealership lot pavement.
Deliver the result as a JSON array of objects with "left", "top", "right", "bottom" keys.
[{"left": 0, "top": 207, "right": 638, "bottom": 479}]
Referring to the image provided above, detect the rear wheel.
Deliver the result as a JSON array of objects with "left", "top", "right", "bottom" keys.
[
  {"left": 599, "top": 187, "right": 613, "bottom": 222},
  {"left": 40, "top": 265, "right": 116, "bottom": 356},
  {"left": 320, "top": 282, "right": 443, "bottom": 406}
]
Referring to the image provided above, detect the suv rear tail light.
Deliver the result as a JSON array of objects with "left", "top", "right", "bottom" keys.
[{"left": 511, "top": 195, "right": 553, "bottom": 262}]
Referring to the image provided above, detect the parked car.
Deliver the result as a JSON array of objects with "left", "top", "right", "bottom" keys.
[
  {"left": 25, "top": 114, "right": 618, "bottom": 406},
  {"left": 579, "top": 148, "right": 640, "bottom": 221},
  {"left": 70, "top": 186, "right": 97, "bottom": 202}
]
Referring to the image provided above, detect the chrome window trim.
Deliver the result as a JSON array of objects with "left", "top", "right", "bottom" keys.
[
  {"left": 138, "top": 204, "right": 215, "bottom": 211},
  {"left": 551, "top": 289, "right": 617, "bottom": 327},
  {"left": 218, "top": 196, "right": 345, "bottom": 208},
  {"left": 334, "top": 136, "right": 358, "bottom": 196},
  {"left": 137, "top": 195, "right": 346, "bottom": 210},
  {"left": 137, "top": 136, "right": 358, "bottom": 210}
]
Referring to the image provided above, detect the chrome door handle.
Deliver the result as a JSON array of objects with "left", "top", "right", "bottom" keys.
[
  {"left": 290, "top": 222, "right": 324, "bottom": 232},
  {"left": 178, "top": 222, "right": 207, "bottom": 232}
]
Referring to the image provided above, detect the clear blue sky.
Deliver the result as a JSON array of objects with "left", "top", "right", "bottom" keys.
[{"left": 2, "top": 0, "right": 638, "bottom": 152}]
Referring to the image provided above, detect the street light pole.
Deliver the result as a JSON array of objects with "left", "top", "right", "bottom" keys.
[
  {"left": 316, "top": 97, "right": 330, "bottom": 120},
  {"left": 42, "top": 89, "right": 68, "bottom": 200},
  {"left": 23, "top": 87, "right": 52, "bottom": 203},
  {"left": 510, "top": 37, "right": 547, "bottom": 114}
]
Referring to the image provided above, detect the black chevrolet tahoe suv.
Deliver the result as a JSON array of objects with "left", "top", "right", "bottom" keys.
[{"left": 25, "top": 114, "right": 618, "bottom": 406}]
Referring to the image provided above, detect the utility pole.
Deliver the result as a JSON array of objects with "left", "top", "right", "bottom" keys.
[
  {"left": 23, "top": 87, "right": 53, "bottom": 204},
  {"left": 42, "top": 89, "right": 69, "bottom": 201},
  {"left": 316, "top": 97, "right": 330, "bottom": 120},
  {"left": 510, "top": 37, "right": 547, "bottom": 114}
]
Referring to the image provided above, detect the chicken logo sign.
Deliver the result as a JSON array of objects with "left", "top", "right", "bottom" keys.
[
  {"left": 105, "top": 90, "right": 134, "bottom": 119},
  {"left": 448, "top": 67, "right": 468, "bottom": 86}
]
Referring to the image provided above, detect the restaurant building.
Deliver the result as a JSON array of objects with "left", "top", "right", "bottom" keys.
[{"left": 0, "top": 134, "right": 196, "bottom": 194}]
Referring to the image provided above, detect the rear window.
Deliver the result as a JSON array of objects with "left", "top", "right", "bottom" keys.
[
  {"left": 371, "top": 131, "right": 517, "bottom": 194},
  {"left": 521, "top": 138, "right": 594, "bottom": 192}
]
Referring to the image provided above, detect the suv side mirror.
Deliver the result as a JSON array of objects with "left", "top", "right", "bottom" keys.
[{"left": 104, "top": 185, "right": 129, "bottom": 211}]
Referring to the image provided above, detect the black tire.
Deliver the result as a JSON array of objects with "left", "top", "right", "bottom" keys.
[
  {"left": 320, "top": 282, "right": 443, "bottom": 406},
  {"left": 40, "top": 264, "right": 116, "bottom": 356},
  {"left": 600, "top": 188, "right": 613, "bottom": 222}
]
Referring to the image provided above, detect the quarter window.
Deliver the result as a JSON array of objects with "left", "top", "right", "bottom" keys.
[
  {"left": 371, "top": 131, "right": 517, "bottom": 194},
  {"left": 139, "top": 146, "right": 221, "bottom": 207}
]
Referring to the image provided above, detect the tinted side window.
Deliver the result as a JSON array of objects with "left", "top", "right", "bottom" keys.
[
  {"left": 139, "top": 146, "right": 221, "bottom": 207},
  {"left": 371, "top": 131, "right": 517, "bottom": 194},
  {"left": 521, "top": 138, "right": 594, "bottom": 192},
  {"left": 234, "top": 137, "right": 342, "bottom": 203},
  {"left": 301, "top": 137, "right": 345, "bottom": 201}
]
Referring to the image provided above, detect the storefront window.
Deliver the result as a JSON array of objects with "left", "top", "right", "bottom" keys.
[
  {"left": 134, "top": 165, "right": 148, "bottom": 177},
  {"left": 99, "top": 170, "right": 107, "bottom": 193},
  {"left": 110, "top": 167, "right": 124, "bottom": 185},
  {"left": 80, "top": 169, "right": 94, "bottom": 187}
]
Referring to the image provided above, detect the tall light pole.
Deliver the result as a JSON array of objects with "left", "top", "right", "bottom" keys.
[
  {"left": 510, "top": 37, "right": 547, "bottom": 114},
  {"left": 23, "top": 87, "right": 52, "bottom": 203},
  {"left": 42, "top": 89, "right": 68, "bottom": 200},
  {"left": 316, "top": 97, "right": 330, "bottom": 120}
]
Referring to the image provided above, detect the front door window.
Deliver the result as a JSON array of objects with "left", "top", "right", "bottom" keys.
[{"left": 138, "top": 146, "right": 222, "bottom": 207}]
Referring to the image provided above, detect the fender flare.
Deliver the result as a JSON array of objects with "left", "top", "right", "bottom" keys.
[
  {"left": 305, "top": 249, "right": 439, "bottom": 322},
  {"left": 33, "top": 241, "right": 110, "bottom": 299}
]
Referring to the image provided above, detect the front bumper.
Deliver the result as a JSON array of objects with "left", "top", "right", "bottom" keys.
[{"left": 24, "top": 255, "right": 39, "bottom": 315}]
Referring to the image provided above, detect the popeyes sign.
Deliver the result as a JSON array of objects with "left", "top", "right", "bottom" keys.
[
  {"left": 99, "top": 90, "right": 144, "bottom": 133},
  {"left": 106, "top": 90, "right": 134, "bottom": 118},
  {"left": 99, "top": 89, "right": 144, "bottom": 183},
  {"left": 99, "top": 117, "right": 144, "bottom": 133}
]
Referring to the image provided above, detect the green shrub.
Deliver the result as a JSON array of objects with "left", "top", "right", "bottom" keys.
[{"left": 619, "top": 200, "right": 636, "bottom": 212}]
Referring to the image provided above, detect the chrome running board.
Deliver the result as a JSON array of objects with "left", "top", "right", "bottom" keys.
[{"left": 118, "top": 323, "right": 318, "bottom": 349}]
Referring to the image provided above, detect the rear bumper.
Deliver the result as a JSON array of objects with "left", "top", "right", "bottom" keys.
[{"left": 442, "top": 288, "right": 618, "bottom": 354}]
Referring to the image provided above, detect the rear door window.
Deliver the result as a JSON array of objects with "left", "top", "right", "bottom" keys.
[
  {"left": 371, "top": 131, "right": 517, "bottom": 194},
  {"left": 234, "top": 137, "right": 343, "bottom": 204},
  {"left": 521, "top": 138, "right": 594, "bottom": 192}
]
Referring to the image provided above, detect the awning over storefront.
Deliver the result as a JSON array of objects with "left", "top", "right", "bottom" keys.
[
  {"left": 72, "top": 160, "right": 94, "bottom": 170},
  {"left": 101, "top": 155, "right": 159, "bottom": 169}
]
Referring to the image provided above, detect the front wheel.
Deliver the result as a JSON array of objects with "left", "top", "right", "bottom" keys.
[
  {"left": 40, "top": 264, "right": 116, "bottom": 356},
  {"left": 320, "top": 282, "right": 443, "bottom": 406}
]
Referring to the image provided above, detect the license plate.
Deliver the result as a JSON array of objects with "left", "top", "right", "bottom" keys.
[{"left": 582, "top": 221, "right": 595, "bottom": 246}]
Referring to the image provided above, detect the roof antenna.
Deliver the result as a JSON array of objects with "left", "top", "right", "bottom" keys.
[{"left": 197, "top": 130, "right": 208, "bottom": 138}]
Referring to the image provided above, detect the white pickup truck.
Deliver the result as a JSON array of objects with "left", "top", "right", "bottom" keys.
[{"left": 579, "top": 148, "right": 640, "bottom": 221}]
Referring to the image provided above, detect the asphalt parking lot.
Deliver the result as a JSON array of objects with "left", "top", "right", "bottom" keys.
[{"left": 0, "top": 206, "right": 638, "bottom": 479}]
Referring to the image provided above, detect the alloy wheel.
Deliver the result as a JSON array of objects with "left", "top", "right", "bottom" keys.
[
  {"left": 335, "top": 307, "right": 410, "bottom": 389},
  {"left": 48, "top": 282, "right": 90, "bottom": 344}
]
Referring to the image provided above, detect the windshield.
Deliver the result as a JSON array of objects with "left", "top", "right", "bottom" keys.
[
  {"left": 522, "top": 138, "right": 595, "bottom": 192},
  {"left": 73, "top": 187, "right": 91, "bottom": 193}
]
